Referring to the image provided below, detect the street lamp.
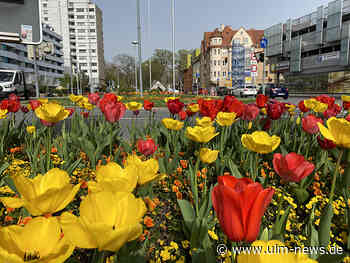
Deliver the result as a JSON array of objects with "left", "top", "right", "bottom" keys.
[
  {"left": 132, "top": 41, "right": 138, "bottom": 92},
  {"left": 136, "top": 0, "right": 143, "bottom": 96},
  {"left": 171, "top": 0, "right": 175, "bottom": 96}
]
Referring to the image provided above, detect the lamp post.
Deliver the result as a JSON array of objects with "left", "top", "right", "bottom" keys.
[
  {"left": 148, "top": 0, "right": 152, "bottom": 91},
  {"left": 132, "top": 41, "right": 138, "bottom": 92},
  {"left": 171, "top": 0, "right": 175, "bottom": 96},
  {"left": 136, "top": 0, "right": 143, "bottom": 96}
]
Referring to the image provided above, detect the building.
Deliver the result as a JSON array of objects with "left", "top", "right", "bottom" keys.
[
  {"left": 200, "top": 25, "right": 277, "bottom": 90},
  {"left": 191, "top": 48, "right": 201, "bottom": 93},
  {"left": 0, "top": 24, "right": 64, "bottom": 88},
  {"left": 41, "top": 0, "right": 105, "bottom": 89},
  {"left": 264, "top": 0, "right": 350, "bottom": 93}
]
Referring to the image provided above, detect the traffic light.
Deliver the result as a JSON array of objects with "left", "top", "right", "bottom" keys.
[{"left": 259, "top": 53, "right": 264, "bottom": 63}]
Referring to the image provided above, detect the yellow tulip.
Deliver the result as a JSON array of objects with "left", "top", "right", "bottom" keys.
[
  {"left": 162, "top": 118, "right": 184, "bottom": 130},
  {"left": 0, "top": 168, "right": 81, "bottom": 216},
  {"left": 241, "top": 131, "right": 281, "bottom": 154},
  {"left": 317, "top": 117, "right": 350, "bottom": 148},
  {"left": 248, "top": 121, "right": 253, "bottom": 129},
  {"left": 185, "top": 126, "right": 219, "bottom": 143},
  {"left": 285, "top": 104, "right": 296, "bottom": 113},
  {"left": 125, "top": 154, "right": 159, "bottom": 185},
  {"left": 342, "top": 95, "right": 350, "bottom": 102},
  {"left": 0, "top": 109, "right": 7, "bottom": 119},
  {"left": 83, "top": 102, "right": 94, "bottom": 111},
  {"left": 126, "top": 102, "right": 142, "bottom": 111},
  {"left": 26, "top": 126, "right": 36, "bottom": 134},
  {"left": 38, "top": 98, "right": 49, "bottom": 104},
  {"left": 188, "top": 103, "right": 199, "bottom": 113},
  {"left": 69, "top": 94, "right": 83, "bottom": 103},
  {"left": 59, "top": 191, "right": 146, "bottom": 252},
  {"left": 164, "top": 97, "right": 178, "bottom": 103},
  {"left": 216, "top": 112, "right": 237, "bottom": 126},
  {"left": 34, "top": 102, "right": 69, "bottom": 123},
  {"left": 237, "top": 240, "right": 317, "bottom": 263},
  {"left": 261, "top": 108, "right": 267, "bottom": 115},
  {"left": 296, "top": 116, "right": 301, "bottom": 125},
  {"left": 304, "top": 99, "right": 328, "bottom": 113},
  {"left": 0, "top": 217, "right": 74, "bottom": 263},
  {"left": 88, "top": 162, "right": 138, "bottom": 193},
  {"left": 199, "top": 148, "right": 219, "bottom": 164},
  {"left": 196, "top": 116, "right": 213, "bottom": 127},
  {"left": 117, "top": 96, "right": 123, "bottom": 101}
]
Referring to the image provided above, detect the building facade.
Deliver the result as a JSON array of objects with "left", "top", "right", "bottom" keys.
[
  {"left": 200, "top": 25, "right": 276, "bottom": 90},
  {"left": 264, "top": 0, "right": 350, "bottom": 93},
  {"left": 0, "top": 24, "right": 64, "bottom": 88},
  {"left": 41, "top": 0, "right": 105, "bottom": 88}
]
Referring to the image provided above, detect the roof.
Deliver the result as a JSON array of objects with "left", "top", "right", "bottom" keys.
[{"left": 201, "top": 26, "right": 264, "bottom": 53}]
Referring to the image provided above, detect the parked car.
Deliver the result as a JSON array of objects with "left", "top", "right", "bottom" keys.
[
  {"left": 268, "top": 84, "right": 289, "bottom": 99},
  {"left": 216, "top": 86, "right": 229, "bottom": 96},
  {"left": 232, "top": 85, "right": 258, "bottom": 97}
]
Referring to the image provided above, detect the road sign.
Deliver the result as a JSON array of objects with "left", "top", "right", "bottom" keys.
[
  {"left": 196, "top": 73, "right": 200, "bottom": 78},
  {"left": 251, "top": 60, "right": 258, "bottom": 65},
  {"left": 251, "top": 72, "right": 258, "bottom": 77},
  {"left": 0, "top": 0, "right": 42, "bottom": 44},
  {"left": 251, "top": 65, "right": 257, "bottom": 72},
  {"left": 250, "top": 53, "right": 257, "bottom": 60},
  {"left": 260, "top": 37, "right": 268, "bottom": 49}
]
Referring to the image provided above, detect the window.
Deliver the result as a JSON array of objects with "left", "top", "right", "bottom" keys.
[
  {"left": 89, "top": 8, "right": 95, "bottom": 12},
  {"left": 77, "top": 22, "right": 85, "bottom": 26},
  {"left": 89, "top": 15, "right": 95, "bottom": 19},
  {"left": 214, "top": 60, "right": 216, "bottom": 66},
  {"left": 76, "top": 8, "right": 85, "bottom": 12},
  {"left": 43, "top": 10, "right": 48, "bottom": 15},
  {"left": 79, "top": 49, "right": 87, "bottom": 53},
  {"left": 78, "top": 29, "right": 86, "bottom": 33},
  {"left": 218, "top": 49, "right": 220, "bottom": 55},
  {"left": 223, "top": 72, "right": 226, "bottom": 77},
  {"left": 44, "top": 17, "right": 48, "bottom": 21},
  {"left": 92, "top": 70, "right": 97, "bottom": 73},
  {"left": 244, "top": 37, "right": 249, "bottom": 43},
  {"left": 43, "top": 3, "right": 47, "bottom": 7},
  {"left": 68, "top": 8, "right": 74, "bottom": 12},
  {"left": 218, "top": 72, "right": 220, "bottom": 77},
  {"left": 69, "top": 15, "right": 74, "bottom": 19},
  {"left": 214, "top": 72, "right": 216, "bottom": 77},
  {"left": 76, "top": 15, "right": 85, "bottom": 19},
  {"left": 91, "top": 49, "right": 96, "bottom": 53},
  {"left": 91, "top": 63, "right": 97, "bottom": 66},
  {"left": 89, "top": 29, "right": 96, "bottom": 33}
]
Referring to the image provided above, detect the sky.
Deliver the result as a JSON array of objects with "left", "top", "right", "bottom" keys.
[{"left": 93, "top": 0, "right": 332, "bottom": 63}]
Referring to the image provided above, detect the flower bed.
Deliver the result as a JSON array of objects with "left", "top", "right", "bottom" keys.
[{"left": 0, "top": 93, "right": 349, "bottom": 262}]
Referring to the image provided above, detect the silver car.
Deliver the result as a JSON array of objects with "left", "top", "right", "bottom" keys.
[{"left": 232, "top": 85, "right": 258, "bottom": 98}]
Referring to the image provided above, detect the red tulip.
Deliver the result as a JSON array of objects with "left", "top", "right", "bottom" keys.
[
  {"left": 302, "top": 114, "right": 323, "bottom": 134},
  {"left": 178, "top": 110, "right": 187, "bottom": 120},
  {"left": 315, "top": 94, "right": 335, "bottom": 108},
  {"left": 2, "top": 99, "right": 20, "bottom": 113},
  {"left": 323, "top": 104, "right": 341, "bottom": 119},
  {"left": 267, "top": 103, "right": 284, "bottom": 120},
  {"left": 29, "top": 100, "right": 42, "bottom": 111},
  {"left": 256, "top": 94, "right": 268, "bottom": 108},
  {"left": 21, "top": 106, "right": 29, "bottom": 113},
  {"left": 343, "top": 101, "right": 350, "bottom": 111},
  {"left": 67, "top": 108, "right": 75, "bottom": 117},
  {"left": 9, "top": 93, "right": 19, "bottom": 101},
  {"left": 40, "top": 119, "right": 55, "bottom": 127},
  {"left": 137, "top": 138, "right": 157, "bottom": 156},
  {"left": 273, "top": 152, "right": 315, "bottom": 183},
  {"left": 317, "top": 136, "right": 336, "bottom": 150},
  {"left": 346, "top": 114, "right": 350, "bottom": 122},
  {"left": 88, "top": 93, "right": 100, "bottom": 105},
  {"left": 185, "top": 107, "right": 196, "bottom": 117},
  {"left": 298, "top": 101, "right": 309, "bottom": 113},
  {"left": 103, "top": 102, "right": 126, "bottom": 123},
  {"left": 167, "top": 99, "right": 184, "bottom": 115},
  {"left": 80, "top": 111, "right": 89, "bottom": 118},
  {"left": 222, "top": 96, "right": 245, "bottom": 116},
  {"left": 144, "top": 100, "right": 154, "bottom": 111},
  {"left": 212, "top": 175, "right": 274, "bottom": 242},
  {"left": 99, "top": 93, "right": 118, "bottom": 113},
  {"left": 241, "top": 104, "right": 260, "bottom": 121}
]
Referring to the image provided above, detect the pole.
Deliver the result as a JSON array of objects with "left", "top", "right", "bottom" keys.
[
  {"left": 117, "top": 68, "right": 120, "bottom": 90},
  {"left": 134, "top": 45, "right": 138, "bottom": 92},
  {"left": 171, "top": 0, "right": 175, "bottom": 96},
  {"left": 262, "top": 51, "right": 266, "bottom": 95},
  {"left": 136, "top": 0, "right": 143, "bottom": 96},
  {"left": 70, "top": 70, "right": 73, "bottom": 94},
  {"left": 148, "top": 0, "right": 152, "bottom": 91},
  {"left": 33, "top": 46, "right": 40, "bottom": 98}
]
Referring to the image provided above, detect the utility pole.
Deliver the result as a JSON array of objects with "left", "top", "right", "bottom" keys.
[
  {"left": 171, "top": 0, "right": 175, "bottom": 96},
  {"left": 136, "top": 0, "right": 143, "bottom": 96},
  {"left": 132, "top": 41, "right": 138, "bottom": 92},
  {"left": 148, "top": 0, "right": 152, "bottom": 91}
]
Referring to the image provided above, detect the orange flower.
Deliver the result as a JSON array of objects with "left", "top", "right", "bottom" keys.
[
  {"left": 10, "top": 147, "right": 22, "bottom": 154},
  {"left": 314, "top": 173, "right": 320, "bottom": 181},
  {"left": 176, "top": 167, "right": 183, "bottom": 174},
  {"left": 144, "top": 216, "right": 154, "bottom": 228},
  {"left": 6, "top": 207, "right": 14, "bottom": 213},
  {"left": 201, "top": 174, "right": 207, "bottom": 179},
  {"left": 174, "top": 180, "right": 182, "bottom": 187},
  {"left": 80, "top": 180, "right": 88, "bottom": 189},
  {"left": 4, "top": 216, "right": 13, "bottom": 222},
  {"left": 261, "top": 169, "right": 266, "bottom": 178},
  {"left": 172, "top": 185, "right": 179, "bottom": 193},
  {"left": 44, "top": 213, "right": 52, "bottom": 218},
  {"left": 176, "top": 192, "right": 183, "bottom": 199},
  {"left": 199, "top": 183, "right": 204, "bottom": 190},
  {"left": 180, "top": 160, "right": 188, "bottom": 169},
  {"left": 144, "top": 197, "right": 157, "bottom": 211},
  {"left": 51, "top": 147, "right": 58, "bottom": 153},
  {"left": 201, "top": 168, "right": 207, "bottom": 174},
  {"left": 153, "top": 198, "right": 160, "bottom": 206},
  {"left": 178, "top": 152, "right": 185, "bottom": 157},
  {"left": 196, "top": 171, "right": 201, "bottom": 178},
  {"left": 223, "top": 172, "right": 231, "bottom": 176}
]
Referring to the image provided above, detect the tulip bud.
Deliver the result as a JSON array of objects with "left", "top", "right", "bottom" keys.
[
  {"left": 296, "top": 116, "right": 301, "bottom": 125},
  {"left": 137, "top": 138, "right": 157, "bottom": 156},
  {"left": 248, "top": 121, "right": 252, "bottom": 130}
]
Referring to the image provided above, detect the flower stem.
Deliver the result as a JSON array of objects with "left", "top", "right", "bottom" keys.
[
  {"left": 46, "top": 127, "right": 52, "bottom": 172},
  {"left": 329, "top": 149, "right": 344, "bottom": 203}
]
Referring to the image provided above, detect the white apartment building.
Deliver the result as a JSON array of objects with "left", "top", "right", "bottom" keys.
[{"left": 41, "top": 0, "right": 105, "bottom": 89}]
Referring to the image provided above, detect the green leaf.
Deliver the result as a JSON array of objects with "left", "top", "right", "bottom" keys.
[
  {"left": 0, "top": 162, "right": 9, "bottom": 178},
  {"left": 3, "top": 176, "right": 18, "bottom": 195},
  {"left": 317, "top": 254, "right": 346, "bottom": 263},
  {"left": 259, "top": 227, "right": 269, "bottom": 241},
  {"left": 292, "top": 187, "right": 309, "bottom": 204},
  {"left": 227, "top": 159, "right": 242, "bottom": 178},
  {"left": 66, "top": 158, "right": 82, "bottom": 176},
  {"left": 177, "top": 199, "right": 195, "bottom": 231},
  {"left": 318, "top": 203, "right": 334, "bottom": 247}
]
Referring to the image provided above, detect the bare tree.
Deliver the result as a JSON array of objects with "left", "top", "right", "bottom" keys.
[{"left": 112, "top": 54, "right": 136, "bottom": 90}]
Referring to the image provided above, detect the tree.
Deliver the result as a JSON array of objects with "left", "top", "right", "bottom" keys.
[{"left": 112, "top": 54, "right": 136, "bottom": 91}]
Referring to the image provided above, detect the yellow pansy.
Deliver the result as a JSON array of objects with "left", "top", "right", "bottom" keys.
[
  {"left": 188, "top": 103, "right": 199, "bottom": 113},
  {"left": 34, "top": 102, "right": 69, "bottom": 123},
  {"left": 162, "top": 118, "right": 184, "bottom": 130},
  {"left": 199, "top": 148, "right": 219, "bottom": 164},
  {"left": 164, "top": 97, "right": 178, "bottom": 103},
  {"left": 342, "top": 95, "right": 350, "bottom": 102},
  {"left": 59, "top": 191, "right": 146, "bottom": 252},
  {"left": 304, "top": 98, "right": 328, "bottom": 113},
  {"left": 0, "top": 109, "right": 8, "bottom": 119},
  {"left": 237, "top": 240, "right": 317, "bottom": 263},
  {"left": 216, "top": 112, "right": 237, "bottom": 126},
  {"left": 196, "top": 116, "right": 213, "bottom": 127},
  {"left": 26, "top": 126, "right": 36, "bottom": 134},
  {"left": 0, "top": 168, "right": 81, "bottom": 216},
  {"left": 317, "top": 117, "right": 350, "bottom": 148},
  {"left": 185, "top": 126, "right": 219, "bottom": 143},
  {"left": 0, "top": 217, "right": 74, "bottom": 263},
  {"left": 88, "top": 162, "right": 138, "bottom": 193},
  {"left": 241, "top": 131, "right": 281, "bottom": 154},
  {"left": 125, "top": 154, "right": 159, "bottom": 185},
  {"left": 126, "top": 102, "right": 142, "bottom": 111}
]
